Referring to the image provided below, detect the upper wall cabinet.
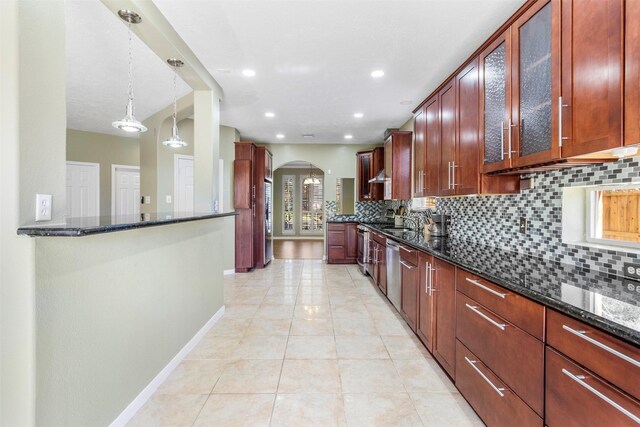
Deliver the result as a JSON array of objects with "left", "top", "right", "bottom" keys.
[
  {"left": 413, "top": 108, "right": 426, "bottom": 198},
  {"left": 384, "top": 131, "right": 412, "bottom": 200},
  {"left": 626, "top": 0, "right": 640, "bottom": 146},
  {"left": 481, "top": 0, "right": 560, "bottom": 173},
  {"left": 560, "top": 0, "right": 623, "bottom": 158},
  {"left": 356, "top": 147, "right": 384, "bottom": 201}
]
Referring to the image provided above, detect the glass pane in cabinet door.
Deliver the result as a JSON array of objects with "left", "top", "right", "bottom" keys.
[
  {"left": 519, "top": 3, "right": 552, "bottom": 156},
  {"left": 484, "top": 43, "right": 507, "bottom": 164}
]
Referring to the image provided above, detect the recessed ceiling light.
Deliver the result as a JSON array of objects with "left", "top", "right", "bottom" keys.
[
  {"left": 276, "top": 134, "right": 285, "bottom": 139},
  {"left": 353, "top": 113, "right": 364, "bottom": 118},
  {"left": 242, "top": 69, "right": 256, "bottom": 77},
  {"left": 265, "top": 112, "right": 275, "bottom": 118},
  {"left": 371, "top": 70, "right": 385, "bottom": 78},
  {"left": 400, "top": 100, "right": 413, "bottom": 105},
  {"left": 344, "top": 134, "right": 353, "bottom": 139}
]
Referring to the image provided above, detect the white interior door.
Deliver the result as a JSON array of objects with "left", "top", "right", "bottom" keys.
[
  {"left": 175, "top": 155, "right": 194, "bottom": 214},
  {"left": 66, "top": 161, "right": 99, "bottom": 218},
  {"left": 112, "top": 165, "right": 140, "bottom": 217}
]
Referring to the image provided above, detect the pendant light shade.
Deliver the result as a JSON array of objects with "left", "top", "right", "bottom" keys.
[
  {"left": 112, "top": 10, "right": 147, "bottom": 133},
  {"left": 162, "top": 59, "right": 188, "bottom": 148}
]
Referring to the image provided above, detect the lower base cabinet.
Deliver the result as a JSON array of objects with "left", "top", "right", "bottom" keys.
[
  {"left": 456, "top": 340, "right": 543, "bottom": 427},
  {"left": 545, "top": 347, "right": 640, "bottom": 427},
  {"left": 432, "top": 257, "right": 456, "bottom": 377},
  {"left": 327, "top": 223, "right": 357, "bottom": 264}
]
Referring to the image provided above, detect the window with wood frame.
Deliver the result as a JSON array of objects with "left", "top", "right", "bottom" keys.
[{"left": 587, "top": 186, "right": 640, "bottom": 247}]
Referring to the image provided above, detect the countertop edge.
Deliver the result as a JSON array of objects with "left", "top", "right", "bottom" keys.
[
  {"left": 17, "top": 211, "right": 238, "bottom": 237},
  {"left": 360, "top": 223, "right": 640, "bottom": 347}
]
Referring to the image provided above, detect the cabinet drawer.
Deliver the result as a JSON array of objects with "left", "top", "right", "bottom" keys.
[
  {"left": 327, "top": 223, "right": 346, "bottom": 232},
  {"left": 546, "top": 347, "right": 640, "bottom": 427},
  {"left": 456, "top": 269, "right": 544, "bottom": 339},
  {"left": 455, "top": 340, "right": 543, "bottom": 427},
  {"left": 327, "top": 230, "right": 345, "bottom": 246},
  {"left": 456, "top": 292, "right": 544, "bottom": 415},
  {"left": 399, "top": 244, "right": 418, "bottom": 265},
  {"left": 547, "top": 309, "right": 640, "bottom": 401},
  {"left": 371, "top": 232, "right": 386, "bottom": 246}
]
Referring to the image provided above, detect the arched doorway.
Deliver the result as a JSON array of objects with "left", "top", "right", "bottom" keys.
[{"left": 272, "top": 161, "right": 324, "bottom": 259}]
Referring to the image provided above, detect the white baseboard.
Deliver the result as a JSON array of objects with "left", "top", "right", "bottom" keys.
[
  {"left": 109, "top": 305, "right": 226, "bottom": 427},
  {"left": 223, "top": 269, "right": 235, "bottom": 275}
]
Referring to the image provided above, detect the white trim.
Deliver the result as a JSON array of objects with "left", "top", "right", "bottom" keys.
[
  {"left": 111, "top": 164, "right": 140, "bottom": 216},
  {"left": 300, "top": 176, "right": 324, "bottom": 235},
  {"left": 66, "top": 161, "right": 100, "bottom": 216},
  {"left": 109, "top": 305, "right": 225, "bottom": 427},
  {"left": 174, "top": 154, "right": 195, "bottom": 214},
  {"left": 282, "top": 174, "right": 296, "bottom": 235},
  {"left": 223, "top": 269, "right": 235, "bottom": 275}
]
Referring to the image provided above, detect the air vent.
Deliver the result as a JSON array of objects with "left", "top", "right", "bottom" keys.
[{"left": 302, "top": 134, "right": 314, "bottom": 138}]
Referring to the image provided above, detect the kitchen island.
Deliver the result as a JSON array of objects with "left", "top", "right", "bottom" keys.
[{"left": 18, "top": 211, "right": 235, "bottom": 426}]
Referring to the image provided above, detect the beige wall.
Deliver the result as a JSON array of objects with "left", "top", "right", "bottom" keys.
[
  {"left": 35, "top": 218, "right": 227, "bottom": 426},
  {"left": 1, "top": 2, "right": 37, "bottom": 425},
  {"left": 219, "top": 125, "right": 239, "bottom": 272},
  {"left": 66, "top": 129, "right": 141, "bottom": 216}
]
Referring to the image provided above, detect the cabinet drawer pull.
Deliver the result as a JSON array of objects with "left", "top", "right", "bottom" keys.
[
  {"left": 465, "top": 356, "right": 506, "bottom": 397},
  {"left": 465, "top": 304, "right": 506, "bottom": 331},
  {"left": 399, "top": 260, "right": 416, "bottom": 269},
  {"left": 465, "top": 277, "right": 507, "bottom": 298},
  {"left": 562, "top": 369, "right": 640, "bottom": 424},
  {"left": 562, "top": 325, "right": 640, "bottom": 368},
  {"left": 400, "top": 247, "right": 416, "bottom": 254}
]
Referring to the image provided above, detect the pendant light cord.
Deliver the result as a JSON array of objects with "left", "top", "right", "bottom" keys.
[
  {"left": 172, "top": 66, "right": 178, "bottom": 126},
  {"left": 127, "top": 21, "right": 134, "bottom": 102}
]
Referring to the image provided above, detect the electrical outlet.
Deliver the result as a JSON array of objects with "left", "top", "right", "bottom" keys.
[
  {"left": 623, "top": 262, "right": 640, "bottom": 281},
  {"left": 143, "top": 196, "right": 151, "bottom": 204},
  {"left": 35, "top": 194, "right": 52, "bottom": 221},
  {"left": 519, "top": 216, "right": 527, "bottom": 233},
  {"left": 166, "top": 195, "right": 172, "bottom": 203}
]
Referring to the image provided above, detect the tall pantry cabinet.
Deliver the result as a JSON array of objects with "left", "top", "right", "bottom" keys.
[{"left": 234, "top": 141, "right": 273, "bottom": 272}]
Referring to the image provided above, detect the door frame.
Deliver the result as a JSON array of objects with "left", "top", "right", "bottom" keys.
[
  {"left": 174, "top": 154, "right": 195, "bottom": 214},
  {"left": 66, "top": 161, "right": 100, "bottom": 217},
  {"left": 111, "top": 164, "right": 140, "bottom": 216}
]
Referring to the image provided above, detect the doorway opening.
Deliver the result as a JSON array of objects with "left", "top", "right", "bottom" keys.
[{"left": 273, "top": 161, "right": 324, "bottom": 259}]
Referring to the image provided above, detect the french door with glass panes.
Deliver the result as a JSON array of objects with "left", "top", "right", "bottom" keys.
[
  {"left": 301, "top": 177, "right": 323, "bottom": 234},
  {"left": 282, "top": 175, "right": 295, "bottom": 235}
]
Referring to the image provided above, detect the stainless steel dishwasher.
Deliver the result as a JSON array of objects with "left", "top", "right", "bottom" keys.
[{"left": 386, "top": 239, "right": 401, "bottom": 311}]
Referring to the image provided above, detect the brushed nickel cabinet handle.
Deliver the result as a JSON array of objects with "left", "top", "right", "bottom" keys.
[
  {"left": 500, "top": 121, "right": 505, "bottom": 161},
  {"left": 562, "top": 369, "right": 640, "bottom": 424},
  {"left": 465, "top": 277, "right": 508, "bottom": 299},
  {"left": 400, "top": 260, "right": 416, "bottom": 269},
  {"left": 562, "top": 325, "right": 640, "bottom": 368},
  {"left": 465, "top": 304, "right": 506, "bottom": 331},
  {"left": 558, "top": 96, "right": 569, "bottom": 147},
  {"left": 465, "top": 356, "right": 506, "bottom": 397}
]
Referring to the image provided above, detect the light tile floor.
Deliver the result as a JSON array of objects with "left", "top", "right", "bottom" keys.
[{"left": 127, "top": 260, "right": 484, "bottom": 427}]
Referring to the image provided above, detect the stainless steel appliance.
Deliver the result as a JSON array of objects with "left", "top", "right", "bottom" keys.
[
  {"left": 357, "top": 225, "right": 369, "bottom": 275},
  {"left": 427, "top": 213, "right": 450, "bottom": 237},
  {"left": 264, "top": 181, "right": 273, "bottom": 265},
  {"left": 386, "top": 239, "right": 401, "bottom": 310}
]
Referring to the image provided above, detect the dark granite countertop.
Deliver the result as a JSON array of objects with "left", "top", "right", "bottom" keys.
[
  {"left": 361, "top": 223, "right": 640, "bottom": 347},
  {"left": 17, "top": 211, "right": 237, "bottom": 237}
]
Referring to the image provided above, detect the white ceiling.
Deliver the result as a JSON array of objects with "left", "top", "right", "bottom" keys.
[
  {"left": 155, "top": 0, "right": 526, "bottom": 145},
  {"left": 65, "top": 0, "right": 191, "bottom": 138}
]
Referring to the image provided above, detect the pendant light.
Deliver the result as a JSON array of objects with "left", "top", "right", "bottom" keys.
[
  {"left": 112, "top": 10, "right": 147, "bottom": 133},
  {"left": 162, "top": 59, "right": 188, "bottom": 148},
  {"left": 303, "top": 163, "right": 320, "bottom": 185}
]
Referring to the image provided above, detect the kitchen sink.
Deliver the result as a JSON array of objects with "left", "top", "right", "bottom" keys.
[{"left": 383, "top": 228, "right": 413, "bottom": 233}]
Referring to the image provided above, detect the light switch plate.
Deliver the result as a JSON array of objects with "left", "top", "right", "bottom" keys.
[
  {"left": 144, "top": 196, "right": 151, "bottom": 204},
  {"left": 35, "top": 194, "right": 52, "bottom": 221},
  {"left": 166, "top": 195, "right": 172, "bottom": 203}
]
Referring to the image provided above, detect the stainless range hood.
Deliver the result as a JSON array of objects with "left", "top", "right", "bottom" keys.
[{"left": 368, "top": 169, "right": 385, "bottom": 183}]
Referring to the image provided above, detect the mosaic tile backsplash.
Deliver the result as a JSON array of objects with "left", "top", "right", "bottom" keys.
[{"left": 436, "top": 156, "right": 640, "bottom": 276}]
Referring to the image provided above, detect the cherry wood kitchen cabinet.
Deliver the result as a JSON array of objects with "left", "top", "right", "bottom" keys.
[
  {"left": 417, "top": 251, "right": 435, "bottom": 353},
  {"left": 327, "top": 222, "right": 358, "bottom": 264},
  {"left": 371, "top": 232, "right": 387, "bottom": 295},
  {"left": 413, "top": 106, "right": 426, "bottom": 197},
  {"left": 384, "top": 131, "right": 412, "bottom": 200},
  {"left": 560, "top": 0, "right": 623, "bottom": 158},
  {"left": 546, "top": 347, "right": 640, "bottom": 427},
  {"left": 399, "top": 244, "right": 419, "bottom": 332},
  {"left": 234, "top": 142, "right": 257, "bottom": 272},
  {"left": 439, "top": 80, "right": 457, "bottom": 196},
  {"left": 424, "top": 96, "right": 440, "bottom": 196},
  {"left": 625, "top": 0, "right": 640, "bottom": 146},
  {"left": 432, "top": 257, "right": 456, "bottom": 377},
  {"left": 254, "top": 146, "right": 273, "bottom": 269},
  {"left": 356, "top": 148, "right": 384, "bottom": 201}
]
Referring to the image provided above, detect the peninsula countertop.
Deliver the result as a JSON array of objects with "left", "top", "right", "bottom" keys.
[{"left": 17, "top": 211, "right": 237, "bottom": 237}]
